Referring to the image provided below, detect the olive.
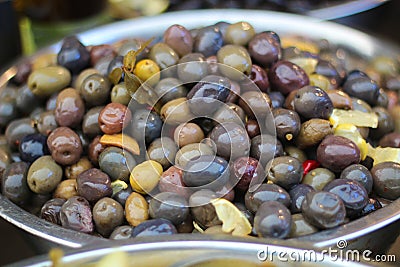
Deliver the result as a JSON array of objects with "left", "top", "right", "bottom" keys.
[
  {"left": 1, "top": 162, "right": 31, "bottom": 205},
  {"left": 295, "top": 119, "right": 333, "bottom": 149},
  {"left": 107, "top": 55, "right": 124, "bottom": 76},
  {"left": 213, "top": 103, "right": 246, "bottom": 125},
  {"left": 230, "top": 156, "right": 265, "bottom": 192},
  {"left": 16, "top": 85, "right": 42, "bottom": 115},
  {"left": 250, "top": 134, "right": 284, "bottom": 166},
  {"left": 28, "top": 66, "right": 71, "bottom": 97},
  {"left": 131, "top": 218, "right": 177, "bottom": 237},
  {"left": 90, "top": 44, "right": 116, "bottom": 66},
  {"left": 289, "top": 184, "right": 315, "bottom": 213},
  {"left": 149, "top": 43, "right": 179, "bottom": 71},
  {"left": 301, "top": 191, "right": 346, "bottom": 229},
  {"left": 348, "top": 198, "right": 382, "bottom": 220},
  {"left": 272, "top": 108, "right": 301, "bottom": 142},
  {"left": 98, "top": 103, "right": 132, "bottom": 135},
  {"left": 133, "top": 59, "right": 161, "bottom": 87},
  {"left": 189, "top": 189, "right": 221, "bottom": 228},
  {"left": 60, "top": 196, "right": 93, "bottom": 233},
  {"left": 343, "top": 74, "right": 379, "bottom": 106},
  {"left": 19, "top": 133, "right": 49, "bottom": 163},
  {"left": 378, "top": 132, "right": 400, "bottom": 148},
  {"left": 238, "top": 91, "right": 271, "bottom": 119},
  {"left": 5, "top": 118, "right": 37, "bottom": 150},
  {"left": 112, "top": 186, "right": 133, "bottom": 207},
  {"left": 164, "top": 24, "right": 193, "bottom": 57},
  {"left": 315, "top": 60, "right": 342, "bottom": 87},
  {"left": 130, "top": 160, "right": 163, "bottom": 194},
  {"left": 226, "top": 80, "right": 241, "bottom": 103},
  {"left": 149, "top": 192, "right": 189, "bottom": 225},
  {"left": 268, "top": 60, "right": 309, "bottom": 95},
  {"left": 154, "top": 78, "right": 188, "bottom": 106},
  {"left": 176, "top": 214, "right": 195, "bottom": 233},
  {"left": 130, "top": 109, "right": 163, "bottom": 144},
  {"left": 187, "top": 75, "right": 230, "bottom": 116},
  {"left": 371, "top": 162, "right": 400, "bottom": 200},
  {"left": 54, "top": 88, "right": 85, "bottom": 128},
  {"left": 193, "top": 25, "right": 223, "bottom": 57},
  {"left": 0, "top": 148, "right": 11, "bottom": 180},
  {"left": 0, "top": 98, "right": 18, "bottom": 128},
  {"left": 82, "top": 106, "right": 104, "bottom": 137},
  {"left": 53, "top": 179, "right": 78, "bottom": 200},
  {"left": 27, "top": 155, "right": 63, "bottom": 194},
  {"left": 93, "top": 197, "right": 124, "bottom": 237},
  {"left": 40, "top": 198, "right": 66, "bottom": 225},
  {"left": 175, "top": 143, "right": 214, "bottom": 169},
  {"left": 183, "top": 155, "right": 229, "bottom": 191},
  {"left": 109, "top": 226, "right": 133, "bottom": 240},
  {"left": 160, "top": 98, "right": 194, "bottom": 125},
  {"left": 245, "top": 120, "right": 260, "bottom": 139},
  {"left": 369, "top": 107, "right": 394, "bottom": 140},
  {"left": 317, "top": 135, "right": 361, "bottom": 172},
  {"left": 288, "top": 213, "right": 318, "bottom": 238},
  {"left": 37, "top": 111, "right": 58, "bottom": 136},
  {"left": 293, "top": 86, "right": 333, "bottom": 120},
  {"left": 158, "top": 166, "right": 189, "bottom": 199},
  {"left": 269, "top": 91, "right": 285, "bottom": 109},
  {"left": 217, "top": 44, "right": 252, "bottom": 80},
  {"left": 177, "top": 53, "right": 208, "bottom": 83},
  {"left": 146, "top": 137, "right": 178, "bottom": 169},
  {"left": 79, "top": 73, "right": 111, "bottom": 107},
  {"left": 111, "top": 83, "right": 131, "bottom": 105},
  {"left": 224, "top": 21, "right": 255, "bottom": 46},
  {"left": 302, "top": 167, "right": 336, "bottom": 190},
  {"left": 248, "top": 31, "right": 281, "bottom": 68},
  {"left": 266, "top": 156, "right": 303, "bottom": 190},
  {"left": 76, "top": 168, "right": 112, "bottom": 203},
  {"left": 99, "top": 147, "right": 137, "bottom": 182},
  {"left": 174, "top": 123, "right": 205, "bottom": 148},
  {"left": 57, "top": 36, "right": 90, "bottom": 74},
  {"left": 340, "top": 164, "right": 373, "bottom": 194},
  {"left": 47, "top": 127, "right": 83, "bottom": 165},
  {"left": 125, "top": 192, "right": 149, "bottom": 226},
  {"left": 209, "top": 122, "right": 250, "bottom": 160},
  {"left": 284, "top": 146, "right": 307, "bottom": 163},
  {"left": 245, "top": 183, "right": 291, "bottom": 213},
  {"left": 242, "top": 64, "right": 271, "bottom": 92},
  {"left": 254, "top": 201, "right": 292, "bottom": 238}
]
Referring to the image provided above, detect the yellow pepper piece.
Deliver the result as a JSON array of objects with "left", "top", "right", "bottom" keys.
[
  {"left": 367, "top": 145, "right": 400, "bottom": 166},
  {"left": 334, "top": 124, "right": 368, "bottom": 160},
  {"left": 211, "top": 198, "right": 252, "bottom": 236},
  {"left": 100, "top": 133, "right": 140, "bottom": 155},
  {"left": 281, "top": 36, "right": 319, "bottom": 54},
  {"left": 329, "top": 109, "right": 378, "bottom": 128}
]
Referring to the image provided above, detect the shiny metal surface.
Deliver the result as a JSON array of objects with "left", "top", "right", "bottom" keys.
[
  {"left": 1, "top": 9, "right": 400, "bottom": 254},
  {"left": 8, "top": 236, "right": 371, "bottom": 267}
]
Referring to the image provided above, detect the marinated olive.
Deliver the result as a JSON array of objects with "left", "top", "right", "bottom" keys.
[
  {"left": 371, "top": 162, "right": 400, "bottom": 200},
  {"left": 99, "top": 147, "right": 136, "bottom": 182},
  {"left": 189, "top": 189, "right": 221, "bottom": 228},
  {"left": 268, "top": 60, "right": 309, "bottom": 95},
  {"left": 149, "top": 192, "right": 189, "bottom": 225},
  {"left": 340, "top": 164, "right": 373, "bottom": 194},
  {"left": 293, "top": 86, "right": 333, "bottom": 120},
  {"left": 57, "top": 36, "right": 90, "bottom": 74},
  {"left": 1, "top": 162, "right": 31, "bottom": 205},
  {"left": 47, "top": 127, "right": 83, "bottom": 165},
  {"left": 131, "top": 218, "right": 177, "bottom": 237},
  {"left": 248, "top": 31, "right": 281, "bottom": 67},
  {"left": 55, "top": 88, "right": 85, "bottom": 128},
  {"left": 76, "top": 168, "right": 112, "bottom": 203},
  {"left": 19, "top": 133, "right": 49, "bottom": 163},
  {"left": 93, "top": 197, "right": 124, "bottom": 237},
  {"left": 40, "top": 198, "right": 66, "bottom": 225},
  {"left": 146, "top": 137, "right": 177, "bottom": 169},
  {"left": 60, "top": 196, "right": 93, "bottom": 233},
  {"left": 27, "top": 155, "right": 63, "bottom": 194},
  {"left": 266, "top": 156, "right": 303, "bottom": 190},
  {"left": 230, "top": 156, "right": 265, "bottom": 192},
  {"left": 272, "top": 108, "right": 301, "bottom": 142},
  {"left": 245, "top": 183, "right": 291, "bottom": 213},
  {"left": 254, "top": 201, "right": 292, "bottom": 238},
  {"left": 289, "top": 184, "right": 315, "bottom": 213},
  {"left": 250, "top": 134, "right": 284, "bottom": 166}
]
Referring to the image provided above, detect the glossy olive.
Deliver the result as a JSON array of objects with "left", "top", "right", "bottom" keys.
[
  {"left": 230, "top": 156, "right": 265, "bottom": 192},
  {"left": 149, "top": 43, "right": 179, "bottom": 71},
  {"left": 149, "top": 192, "right": 189, "bottom": 225},
  {"left": 302, "top": 167, "right": 336, "bottom": 190},
  {"left": 254, "top": 201, "right": 292, "bottom": 238},
  {"left": 99, "top": 147, "right": 137, "bottom": 182},
  {"left": 177, "top": 53, "right": 208, "bottom": 83},
  {"left": 55, "top": 88, "right": 85, "bottom": 128},
  {"left": 289, "top": 184, "right": 315, "bottom": 213},
  {"left": 224, "top": 21, "right": 255, "bottom": 46},
  {"left": 131, "top": 218, "right": 177, "bottom": 237},
  {"left": 1, "top": 162, "right": 31, "bottom": 205},
  {"left": 53, "top": 179, "right": 78, "bottom": 200},
  {"left": 340, "top": 164, "right": 373, "bottom": 194},
  {"left": 147, "top": 137, "right": 178, "bottom": 169},
  {"left": 28, "top": 66, "right": 71, "bottom": 97},
  {"left": 248, "top": 31, "right": 281, "bottom": 67},
  {"left": 288, "top": 213, "right": 318, "bottom": 238},
  {"left": 154, "top": 78, "right": 188, "bottom": 106},
  {"left": 250, "top": 134, "right": 284, "bottom": 166},
  {"left": 343, "top": 75, "right": 380, "bottom": 106},
  {"left": 125, "top": 192, "right": 149, "bottom": 226},
  {"left": 40, "top": 198, "right": 66, "bottom": 225},
  {"left": 295, "top": 119, "right": 333, "bottom": 149},
  {"left": 130, "top": 109, "right": 163, "bottom": 144},
  {"left": 109, "top": 226, "right": 133, "bottom": 240},
  {"left": 272, "top": 108, "right": 301, "bottom": 142},
  {"left": 174, "top": 123, "right": 205, "bottom": 148},
  {"left": 238, "top": 91, "right": 271, "bottom": 119},
  {"left": 37, "top": 111, "right": 58, "bottom": 136},
  {"left": 60, "top": 196, "right": 93, "bottom": 233},
  {"left": 164, "top": 24, "right": 193, "bottom": 57},
  {"left": 76, "top": 168, "right": 112, "bottom": 203},
  {"left": 19, "top": 133, "right": 49, "bottom": 163},
  {"left": 158, "top": 166, "right": 189, "bottom": 199},
  {"left": 189, "top": 189, "right": 221, "bottom": 228},
  {"left": 175, "top": 143, "right": 214, "bottom": 169},
  {"left": 5, "top": 118, "right": 37, "bottom": 150},
  {"left": 293, "top": 86, "right": 333, "bottom": 120},
  {"left": 111, "top": 83, "right": 131, "bottom": 105},
  {"left": 93, "top": 197, "right": 124, "bottom": 237},
  {"left": 82, "top": 106, "right": 104, "bottom": 137},
  {"left": 47, "top": 127, "right": 83, "bottom": 165},
  {"left": 369, "top": 107, "right": 394, "bottom": 140},
  {"left": 98, "top": 103, "right": 132, "bottom": 135},
  {"left": 27, "top": 155, "right": 62, "bottom": 194},
  {"left": 371, "top": 162, "right": 400, "bottom": 200},
  {"left": 268, "top": 60, "right": 309, "bottom": 95},
  {"left": 79, "top": 73, "right": 111, "bottom": 107},
  {"left": 193, "top": 25, "right": 223, "bottom": 57},
  {"left": 266, "top": 156, "right": 303, "bottom": 190},
  {"left": 245, "top": 183, "right": 291, "bottom": 213},
  {"left": 217, "top": 44, "right": 252, "bottom": 81},
  {"left": 57, "top": 36, "right": 90, "bottom": 74}
]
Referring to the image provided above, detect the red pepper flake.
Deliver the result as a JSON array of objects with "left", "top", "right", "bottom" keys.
[{"left": 302, "top": 160, "right": 320, "bottom": 177}]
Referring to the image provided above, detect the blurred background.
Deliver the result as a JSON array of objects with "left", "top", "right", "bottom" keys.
[{"left": 0, "top": 0, "right": 400, "bottom": 265}]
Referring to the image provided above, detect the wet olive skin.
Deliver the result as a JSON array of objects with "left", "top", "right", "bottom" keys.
[
  {"left": 217, "top": 44, "right": 252, "bottom": 80},
  {"left": 82, "top": 106, "right": 104, "bottom": 137},
  {"left": 272, "top": 108, "right": 301, "bottom": 142},
  {"left": 289, "top": 184, "right": 315, "bottom": 213},
  {"left": 268, "top": 60, "right": 309, "bottom": 95},
  {"left": 209, "top": 122, "right": 250, "bottom": 160},
  {"left": 238, "top": 91, "right": 271, "bottom": 119},
  {"left": 323, "top": 179, "right": 368, "bottom": 216},
  {"left": 250, "top": 134, "right": 284, "bottom": 166},
  {"left": 93, "top": 197, "right": 124, "bottom": 237},
  {"left": 99, "top": 147, "right": 136, "bottom": 182},
  {"left": 245, "top": 120, "right": 260, "bottom": 139},
  {"left": 60, "top": 196, "right": 94, "bottom": 233},
  {"left": 302, "top": 167, "right": 336, "bottom": 191},
  {"left": 1, "top": 162, "right": 31, "bottom": 205},
  {"left": 98, "top": 103, "right": 132, "bottom": 135},
  {"left": 187, "top": 75, "right": 230, "bottom": 116},
  {"left": 294, "top": 86, "right": 333, "bottom": 120},
  {"left": 37, "top": 111, "right": 58, "bottom": 136},
  {"left": 40, "top": 198, "right": 66, "bottom": 225},
  {"left": 149, "top": 192, "right": 189, "bottom": 225},
  {"left": 379, "top": 132, "right": 400, "bottom": 148},
  {"left": 289, "top": 213, "right": 318, "bottom": 238},
  {"left": 254, "top": 201, "right": 292, "bottom": 238},
  {"left": 371, "top": 162, "right": 400, "bottom": 200},
  {"left": 0, "top": 98, "right": 18, "bottom": 129},
  {"left": 248, "top": 31, "right": 281, "bottom": 68},
  {"left": 266, "top": 156, "right": 303, "bottom": 190},
  {"left": 224, "top": 21, "right": 255, "bottom": 46},
  {"left": 230, "top": 156, "right": 264, "bottom": 192},
  {"left": 164, "top": 24, "right": 193, "bottom": 57},
  {"left": 245, "top": 183, "right": 291, "bottom": 213},
  {"left": 369, "top": 107, "right": 395, "bottom": 140},
  {"left": 79, "top": 73, "right": 111, "bottom": 107},
  {"left": 189, "top": 189, "right": 221, "bottom": 228},
  {"left": 109, "top": 225, "right": 134, "bottom": 240},
  {"left": 177, "top": 53, "right": 208, "bottom": 83},
  {"left": 146, "top": 137, "right": 178, "bottom": 169},
  {"left": 343, "top": 76, "right": 380, "bottom": 106},
  {"left": 295, "top": 119, "right": 333, "bottom": 149},
  {"left": 19, "top": 133, "right": 49, "bottom": 163},
  {"left": 27, "top": 155, "right": 63, "bottom": 194},
  {"left": 301, "top": 191, "right": 346, "bottom": 229},
  {"left": 194, "top": 26, "right": 223, "bottom": 57},
  {"left": 47, "top": 127, "right": 83, "bottom": 165},
  {"left": 131, "top": 218, "right": 177, "bottom": 237},
  {"left": 340, "top": 164, "right": 373, "bottom": 194},
  {"left": 5, "top": 118, "right": 37, "bottom": 150},
  {"left": 28, "top": 66, "right": 71, "bottom": 97},
  {"left": 154, "top": 78, "right": 188, "bottom": 106},
  {"left": 317, "top": 135, "right": 361, "bottom": 172},
  {"left": 130, "top": 109, "right": 163, "bottom": 144},
  {"left": 349, "top": 198, "right": 382, "bottom": 220},
  {"left": 149, "top": 43, "right": 179, "bottom": 71},
  {"left": 55, "top": 88, "right": 85, "bottom": 128},
  {"left": 183, "top": 155, "right": 229, "bottom": 191},
  {"left": 76, "top": 168, "right": 112, "bottom": 203},
  {"left": 158, "top": 166, "right": 189, "bottom": 199},
  {"left": 57, "top": 36, "right": 90, "bottom": 74}
]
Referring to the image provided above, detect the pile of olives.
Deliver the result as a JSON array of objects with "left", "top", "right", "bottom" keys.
[{"left": 1, "top": 20, "right": 400, "bottom": 241}]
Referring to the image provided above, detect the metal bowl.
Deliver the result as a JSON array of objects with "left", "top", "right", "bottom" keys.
[
  {"left": 1, "top": 9, "right": 400, "bottom": 255},
  {"left": 7, "top": 236, "right": 372, "bottom": 267}
]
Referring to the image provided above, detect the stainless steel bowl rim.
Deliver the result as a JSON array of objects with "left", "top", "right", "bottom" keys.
[{"left": 1, "top": 9, "right": 400, "bottom": 251}]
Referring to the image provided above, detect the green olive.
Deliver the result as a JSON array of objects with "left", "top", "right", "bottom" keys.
[
  {"left": 160, "top": 97, "right": 194, "bottom": 125},
  {"left": 74, "top": 68, "right": 100, "bottom": 89},
  {"left": 149, "top": 43, "right": 179, "bottom": 71},
  {"left": 111, "top": 83, "right": 131, "bottom": 105},
  {"left": 224, "top": 21, "right": 256, "bottom": 46},
  {"left": 28, "top": 66, "right": 71, "bottom": 97},
  {"left": 175, "top": 143, "right": 214, "bottom": 168},
  {"left": 27, "top": 155, "right": 63, "bottom": 194},
  {"left": 302, "top": 167, "right": 335, "bottom": 190},
  {"left": 217, "top": 44, "right": 252, "bottom": 81}
]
